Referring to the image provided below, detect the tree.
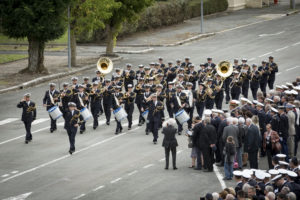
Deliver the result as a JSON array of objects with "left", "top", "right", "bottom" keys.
[
  {"left": 69, "top": 0, "right": 119, "bottom": 66},
  {"left": 104, "top": 0, "right": 154, "bottom": 56},
  {"left": 0, "top": 0, "right": 70, "bottom": 73}
]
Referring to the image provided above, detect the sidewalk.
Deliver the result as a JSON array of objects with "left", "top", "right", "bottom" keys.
[{"left": 0, "top": 3, "right": 298, "bottom": 91}]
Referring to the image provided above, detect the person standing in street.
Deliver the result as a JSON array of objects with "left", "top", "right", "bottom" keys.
[
  {"left": 223, "top": 136, "right": 236, "bottom": 180},
  {"left": 162, "top": 118, "right": 178, "bottom": 170},
  {"left": 263, "top": 124, "right": 280, "bottom": 169},
  {"left": 286, "top": 103, "right": 296, "bottom": 159},
  {"left": 202, "top": 117, "right": 217, "bottom": 172},
  {"left": 17, "top": 93, "right": 36, "bottom": 144},
  {"left": 148, "top": 94, "right": 164, "bottom": 144},
  {"left": 245, "top": 118, "right": 261, "bottom": 169}
]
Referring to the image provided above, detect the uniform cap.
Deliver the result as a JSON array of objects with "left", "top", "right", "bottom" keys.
[
  {"left": 278, "top": 169, "right": 288, "bottom": 174},
  {"left": 128, "top": 84, "right": 133, "bottom": 88},
  {"left": 68, "top": 102, "right": 76, "bottom": 107},
  {"left": 256, "top": 102, "right": 264, "bottom": 107},
  {"left": 63, "top": 82, "right": 69, "bottom": 87},
  {"left": 24, "top": 93, "right": 31, "bottom": 97},
  {"left": 276, "top": 154, "right": 287, "bottom": 158},
  {"left": 92, "top": 82, "right": 99, "bottom": 86},
  {"left": 83, "top": 77, "right": 89, "bottom": 80},
  {"left": 105, "top": 79, "right": 111, "bottom": 82},
  {"left": 279, "top": 161, "right": 289, "bottom": 166},
  {"left": 233, "top": 170, "right": 243, "bottom": 177},
  {"left": 71, "top": 77, "right": 78, "bottom": 81},
  {"left": 271, "top": 107, "right": 278, "bottom": 113},
  {"left": 49, "top": 83, "right": 56, "bottom": 87},
  {"left": 138, "top": 64, "right": 144, "bottom": 68},
  {"left": 204, "top": 109, "right": 212, "bottom": 116},
  {"left": 287, "top": 170, "right": 298, "bottom": 178},
  {"left": 271, "top": 174, "right": 282, "bottom": 182},
  {"left": 266, "top": 98, "right": 274, "bottom": 102},
  {"left": 268, "top": 169, "right": 279, "bottom": 175},
  {"left": 255, "top": 170, "right": 266, "bottom": 180},
  {"left": 156, "top": 84, "right": 163, "bottom": 88}
]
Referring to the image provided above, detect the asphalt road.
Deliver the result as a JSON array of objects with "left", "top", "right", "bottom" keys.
[{"left": 0, "top": 11, "right": 300, "bottom": 200}]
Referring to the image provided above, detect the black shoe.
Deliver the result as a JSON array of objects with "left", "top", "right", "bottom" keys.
[
  {"left": 53, "top": 127, "right": 57, "bottom": 131},
  {"left": 80, "top": 130, "right": 83, "bottom": 134},
  {"left": 69, "top": 150, "right": 73, "bottom": 155},
  {"left": 165, "top": 167, "right": 169, "bottom": 170},
  {"left": 178, "top": 132, "right": 182, "bottom": 135},
  {"left": 226, "top": 101, "right": 229, "bottom": 104},
  {"left": 106, "top": 122, "right": 110, "bottom": 125},
  {"left": 99, "top": 111, "right": 103, "bottom": 115},
  {"left": 25, "top": 140, "right": 29, "bottom": 144},
  {"left": 50, "top": 129, "right": 54, "bottom": 133},
  {"left": 146, "top": 131, "right": 149, "bottom": 135},
  {"left": 138, "top": 123, "right": 142, "bottom": 126},
  {"left": 128, "top": 127, "right": 131, "bottom": 130},
  {"left": 93, "top": 126, "right": 97, "bottom": 130},
  {"left": 173, "top": 167, "right": 178, "bottom": 170},
  {"left": 153, "top": 141, "right": 157, "bottom": 144},
  {"left": 120, "top": 128, "right": 123, "bottom": 132},
  {"left": 194, "top": 168, "right": 202, "bottom": 170},
  {"left": 203, "top": 169, "right": 213, "bottom": 172}
]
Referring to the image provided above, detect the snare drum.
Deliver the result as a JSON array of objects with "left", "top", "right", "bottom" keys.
[
  {"left": 113, "top": 107, "right": 128, "bottom": 122},
  {"left": 175, "top": 109, "right": 190, "bottom": 125},
  {"left": 48, "top": 106, "right": 63, "bottom": 120},
  {"left": 80, "top": 107, "right": 92, "bottom": 121},
  {"left": 142, "top": 110, "right": 149, "bottom": 119}
]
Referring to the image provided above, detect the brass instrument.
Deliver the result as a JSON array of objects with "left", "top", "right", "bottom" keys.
[
  {"left": 216, "top": 61, "right": 233, "bottom": 90},
  {"left": 27, "top": 105, "right": 36, "bottom": 113},
  {"left": 97, "top": 57, "right": 113, "bottom": 74}
]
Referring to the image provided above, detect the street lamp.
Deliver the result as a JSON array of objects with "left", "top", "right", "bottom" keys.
[
  {"left": 67, "top": 4, "right": 71, "bottom": 69},
  {"left": 200, "top": 0, "right": 204, "bottom": 33}
]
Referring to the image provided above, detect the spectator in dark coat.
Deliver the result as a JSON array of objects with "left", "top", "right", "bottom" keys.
[
  {"left": 162, "top": 118, "right": 178, "bottom": 170},
  {"left": 224, "top": 136, "right": 236, "bottom": 180},
  {"left": 245, "top": 118, "right": 261, "bottom": 169},
  {"left": 202, "top": 117, "right": 217, "bottom": 172}
]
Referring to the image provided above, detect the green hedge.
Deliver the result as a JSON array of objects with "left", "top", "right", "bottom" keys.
[{"left": 79, "top": 0, "right": 228, "bottom": 43}]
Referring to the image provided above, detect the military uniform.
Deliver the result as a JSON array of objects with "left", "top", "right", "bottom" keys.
[
  {"left": 267, "top": 58, "right": 278, "bottom": 90},
  {"left": 89, "top": 87, "right": 102, "bottom": 129},
  {"left": 123, "top": 68, "right": 135, "bottom": 91},
  {"left": 174, "top": 90, "right": 188, "bottom": 134},
  {"left": 102, "top": 83, "right": 113, "bottom": 125},
  {"left": 65, "top": 104, "right": 81, "bottom": 154},
  {"left": 43, "top": 87, "right": 60, "bottom": 132},
  {"left": 148, "top": 99, "right": 164, "bottom": 143},
  {"left": 241, "top": 70, "right": 251, "bottom": 98},
  {"left": 214, "top": 78, "right": 225, "bottom": 109},
  {"left": 73, "top": 90, "right": 89, "bottom": 133},
  {"left": 250, "top": 70, "right": 261, "bottom": 100},
  {"left": 17, "top": 97, "right": 36, "bottom": 143},
  {"left": 205, "top": 82, "right": 216, "bottom": 109},
  {"left": 194, "top": 88, "right": 206, "bottom": 118},
  {"left": 231, "top": 77, "right": 242, "bottom": 100},
  {"left": 112, "top": 90, "right": 124, "bottom": 134},
  {"left": 134, "top": 83, "right": 145, "bottom": 125},
  {"left": 165, "top": 87, "right": 176, "bottom": 118},
  {"left": 123, "top": 90, "right": 136, "bottom": 130}
]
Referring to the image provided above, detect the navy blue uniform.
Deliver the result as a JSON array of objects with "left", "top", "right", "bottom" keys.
[
  {"left": 123, "top": 92, "right": 136, "bottom": 129},
  {"left": 148, "top": 100, "right": 164, "bottom": 142},
  {"left": 43, "top": 90, "right": 60, "bottom": 132},
  {"left": 17, "top": 101, "right": 36, "bottom": 142},
  {"left": 65, "top": 110, "right": 81, "bottom": 152}
]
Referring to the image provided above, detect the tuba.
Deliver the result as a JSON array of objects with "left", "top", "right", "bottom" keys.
[
  {"left": 216, "top": 61, "right": 233, "bottom": 90},
  {"left": 97, "top": 57, "right": 113, "bottom": 75}
]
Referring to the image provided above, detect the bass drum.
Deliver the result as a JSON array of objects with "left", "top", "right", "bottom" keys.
[
  {"left": 113, "top": 107, "right": 128, "bottom": 122},
  {"left": 48, "top": 106, "right": 63, "bottom": 120},
  {"left": 175, "top": 109, "right": 190, "bottom": 125},
  {"left": 80, "top": 107, "right": 92, "bottom": 121}
]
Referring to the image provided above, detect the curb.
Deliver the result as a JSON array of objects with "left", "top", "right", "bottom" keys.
[
  {"left": 0, "top": 56, "right": 123, "bottom": 94},
  {"left": 286, "top": 9, "right": 300, "bottom": 16},
  {"left": 114, "top": 47, "right": 154, "bottom": 54},
  {"left": 164, "top": 33, "right": 215, "bottom": 47}
]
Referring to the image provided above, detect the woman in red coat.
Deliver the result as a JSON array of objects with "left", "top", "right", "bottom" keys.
[{"left": 263, "top": 123, "right": 280, "bottom": 169}]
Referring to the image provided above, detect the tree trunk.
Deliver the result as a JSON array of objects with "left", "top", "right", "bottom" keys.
[
  {"left": 105, "top": 25, "right": 116, "bottom": 56},
  {"left": 20, "top": 37, "right": 48, "bottom": 74},
  {"left": 70, "top": 29, "right": 77, "bottom": 67}
]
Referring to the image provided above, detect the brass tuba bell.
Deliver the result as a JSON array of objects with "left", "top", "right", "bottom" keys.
[
  {"left": 216, "top": 61, "right": 233, "bottom": 78},
  {"left": 97, "top": 57, "right": 113, "bottom": 74}
]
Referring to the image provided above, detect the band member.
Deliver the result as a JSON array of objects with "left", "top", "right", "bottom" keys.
[
  {"left": 136, "top": 65, "right": 145, "bottom": 80},
  {"left": 176, "top": 74, "right": 186, "bottom": 88},
  {"left": 156, "top": 73, "right": 167, "bottom": 90},
  {"left": 166, "top": 62, "right": 177, "bottom": 84},
  {"left": 65, "top": 102, "right": 81, "bottom": 155},
  {"left": 148, "top": 94, "right": 164, "bottom": 144},
  {"left": 214, "top": 74, "right": 225, "bottom": 109},
  {"left": 194, "top": 83, "right": 206, "bottom": 117},
  {"left": 43, "top": 83, "right": 60, "bottom": 133},
  {"left": 259, "top": 61, "right": 269, "bottom": 97},
  {"left": 233, "top": 59, "right": 241, "bottom": 71},
  {"left": 185, "top": 64, "right": 198, "bottom": 90},
  {"left": 166, "top": 82, "right": 175, "bottom": 118},
  {"left": 123, "top": 84, "right": 136, "bottom": 130},
  {"left": 92, "top": 70, "right": 104, "bottom": 83},
  {"left": 112, "top": 68, "right": 122, "bottom": 81},
  {"left": 181, "top": 57, "right": 191, "bottom": 69},
  {"left": 17, "top": 93, "right": 36, "bottom": 144},
  {"left": 74, "top": 84, "right": 89, "bottom": 134},
  {"left": 198, "top": 64, "right": 206, "bottom": 83},
  {"left": 250, "top": 64, "right": 261, "bottom": 100},
  {"left": 267, "top": 56, "right": 279, "bottom": 90},
  {"left": 82, "top": 77, "right": 92, "bottom": 94},
  {"left": 71, "top": 77, "right": 79, "bottom": 93},
  {"left": 158, "top": 57, "right": 165, "bottom": 69},
  {"left": 112, "top": 86, "right": 124, "bottom": 134},
  {"left": 175, "top": 59, "right": 181, "bottom": 69},
  {"left": 102, "top": 79, "right": 113, "bottom": 125},
  {"left": 185, "top": 82, "right": 194, "bottom": 130},
  {"left": 230, "top": 71, "right": 242, "bottom": 100},
  {"left": 156, "top": 84, "right": 166, "bottom": 127},
  {"left": 142, "top": 84, "right": 152, "bottom": 135},
  {"left": 134, "top": 78, "right": 145, "bottom": 126},
  {"left": 174, "top": 84, "right": 188, "bottom": 135},
  {"left": 144, "top": 67, "right": 152, "bottom": 82},
  {"left": 204, "top": 57, "right": 216, "bottom": 69},
  {"left": 240, "top": 65, "right": 251, "bottom": 98},
  {"left": 59, "top": 82, "right": 72, "bottom": 124},
  {"left": 89, "top": 82, "right": 102, "bottom": 130},
  {"left": 123, "top": 64, "right": 135, "bottom": 91},
  {"left": 205, "top": 79, "right": 216, "bottom": 109}
]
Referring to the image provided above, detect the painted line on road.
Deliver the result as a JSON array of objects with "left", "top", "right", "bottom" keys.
[
  {"left": 1, "top": 174, "right": 9, "bottom": 178},
  {"left": 32, "top": 118, "right": 49, "bottom": 125},
  {"left": 258, "top": 31, "right": 284, "bottom": 37},
  {"left": 143, "top": 164, "right": 154, "bottom": 169},
  {"left": 159, "top": 158, "right": 165, "bottom": 162},
  {"left": 177, "top": 150, "right": 183, "bottom": 154},
  {"left": 248, "top": 57, "right": 256, "bottom": 61},
  {"left": 0, "top": 118, "right": 19, "bottom": 126},
  {"left": 110, "top": 178, "right": 122, "bottom": 184},
  {"left": 292, "top": 42, "right": 300, "bottom": 46},
  {"left": 277, "top": 72, "right": 282, "bottom": 76},
  {"left": 11, "top": 170, "right": 19, "bottom": 174},
  {"left": 127, "top": 170, "right": 138, "bottom": 176},
  {"left": 1, "top": 127, "right": 140, "bottom": 183},
  {"left": 258, "top": 52, "right": 273, "bottom": 58},
  {"left": 286, "top": 66, "right": 300, "bottom": 71},
  {"left": 92, "top": 185, "right": 105, "bottom": 192},
  {"left": 213, "top": 164, "right": 226, "bottom": 189},
  {"left": 2, "top": 192, "right": 32, "bottom": 200},
  {"left": 275, "top": 46, "right": 289, "bottom": 52},
  {"left": 73, "top": 194, "right": 86, "bottom": 200}
]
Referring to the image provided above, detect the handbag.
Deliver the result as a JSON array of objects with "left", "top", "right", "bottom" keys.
[{"left": 273, "top": 141, "right": 282, "bottom": 153}]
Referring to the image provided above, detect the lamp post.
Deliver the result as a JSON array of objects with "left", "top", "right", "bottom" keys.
[
  {"left": 67, "top": 4, "right": 71, "bottom": 69},
  {"left": 200, "top": 0, "right": 204, "bottom": 33}
]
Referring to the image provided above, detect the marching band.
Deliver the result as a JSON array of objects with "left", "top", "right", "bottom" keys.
[{"left": 17, "top": 55, "right": 300, "bottom": 157}]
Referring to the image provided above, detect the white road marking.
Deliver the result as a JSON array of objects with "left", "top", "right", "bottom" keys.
[
  {"left": 159, "top": 158, "right": 165, "bottom": 162},
  {"left": 87, "top": 120, "right": 106, "bottom": 127},
  {"left": 127, "top": 170, "right": 138, "bottom": 176},
  {"left": 143, "top": 164, "right": 154, "bottom": 169},
  {"left": 213, "top": 164, "right": 226, "bottom": 189},
  {"left": 258, "top": 52, "right": 273, "bottom": 58},
  {"left": 177, "top": 150, "right": 183, "bottom": 154},
  {"left": 275, "top": 46, "right": 289, "bottom": 52},
  {"left": 1, "top": 128, "right": 140, "bottom": 183},
  {"left": 110, "top": 178, "right": 122, "bottom": 184},
  {"left": 259, "top": 31, "right": 284, "bottom": 37},
  {"left": 1, "top": 174, "right": 9, "bottom": 178},
  {"left": 277, "top": 72, "right": 282, "bottom": 75},
  {"left": 0, "top": 118, "right": 19, "bottom": 126},
  {"left": 2, "top": 192, "right": 32, "bottom": 200},
  {"left": 73, "top": 194, "right": 86, "bottom": 200},
  {"left": 248, "top": 57, "right": 256, "bottom": 61},
  {"left": 0, "top": 126, "right": 50, "bottom": 146},
  {"left": 92, "top": 185, "right": 105, "bottom": 192},
  {"left": 292, "top": 42, "right": 300, "bottom": 46},
  {"left": 11, "top": 171, "right": 19, "bottom": 174},
  {"left": 32, "top": 118, "right": 49, "bottom": 125},
  {"left": 286, "top": 66, "right": 300, "bottom": 71}
]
